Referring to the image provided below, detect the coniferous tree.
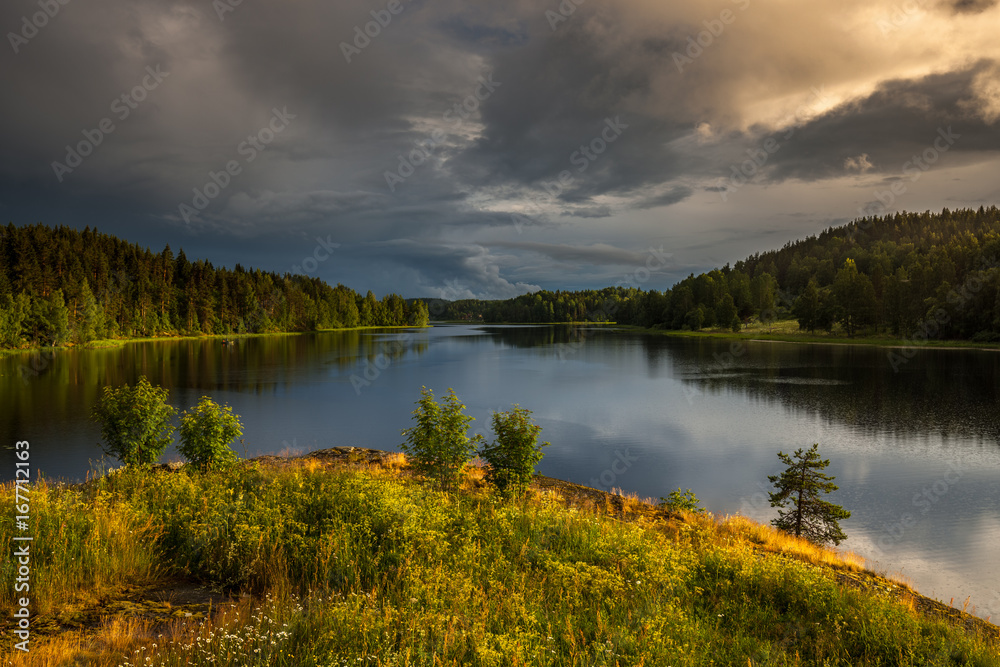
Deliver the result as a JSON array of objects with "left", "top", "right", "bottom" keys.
[
  {"left": 793, "top": 279, "right": 821, "bottom": 333},
  {"left": 750, "top": 272, "right": 778, "bottom": 326},
  {"left": 0, "top": 293, "right": 29, "bottom": 348},
  {"left": 401, "top": 387, "right": 482, "bottom": 490},
  {"left": 833, "top": 259, "right": 876, "bottom": 337},
  {"left": 715, "top": 293, "right": 738, "bottom": 331},
  {"left": 768, "top": 444, "right": 851, "bottom": 546},
  {"left": 74, "top": 279, "right": 105, "bottom": 342}
]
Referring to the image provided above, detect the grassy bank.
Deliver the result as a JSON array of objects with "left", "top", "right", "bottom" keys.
[
  {"left": 626, "top": 319, "right": 1000, "bottom": 352},
  {"left": 2, "top": 452, "right": 997, "bottom": 666},
  {"left": 0, "top": 325, "right": 429, "bottom": 357}
]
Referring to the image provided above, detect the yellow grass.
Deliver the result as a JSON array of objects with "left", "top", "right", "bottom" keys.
[{"left": 717, "top": 514, "right": 866, "bottom": 572}]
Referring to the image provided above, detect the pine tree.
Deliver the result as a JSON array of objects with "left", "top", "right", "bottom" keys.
[
  {"left": 75, "top": 279, "right": 105, "bottom": 342},
  {"left": 793, "top": 279, "right": 821, "bottom": 333},
  {"left": 768, "top": 444, "right": 851, "bottom": 546},
  {"left": 832, "top": 258, "right": 877, "bottom": 337}
]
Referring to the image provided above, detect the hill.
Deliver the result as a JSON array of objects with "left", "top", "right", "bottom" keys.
[
  {"left": 2, "top": 450, "right": 997, "bottom": 665},
  {"left": 434, "top": 207, "right": 1000, "bottom": 342},
  {"left": 0, "top": 224, "right": 429, "bottom": 349}
]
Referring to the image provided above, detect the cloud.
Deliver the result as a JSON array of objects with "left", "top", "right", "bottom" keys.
[
  {"left": 486, "top": 241, "right": 666, "bottom": 267},
  {"left": 560, "top": 206, "right": 613, "bottom": 218},
  {"left": 753, "top": 63, "right": 1000, "bottom": 183},
  {"left": 2, "top": 0, "right": 1000, "bottom": 297},
  {"left": 632, "top": 185, "right": 694, "bottom": 209},
  {"left": 355, "top": 240, "right": 540, "bottom": 299},
  {"left": 844, "top": 154, "right": 874, "bottom": 173},
  {"left": 947, "top": 0, "right": 997, "bottom": 13}
]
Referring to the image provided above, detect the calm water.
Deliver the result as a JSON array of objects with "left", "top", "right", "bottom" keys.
[{"left": 2, "top": 325, "right": 999, "bottom": 619}]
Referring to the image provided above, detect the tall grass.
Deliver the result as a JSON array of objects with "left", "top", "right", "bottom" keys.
[
  {"left": 2, "top": 462, "right": 997, "bottom": 666},
  {"left": 0, "top": 478, "right": 163, "bottom": 615}
]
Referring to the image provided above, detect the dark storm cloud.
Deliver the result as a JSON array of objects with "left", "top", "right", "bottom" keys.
[
  {"left": 948, "top": 0, "right": 997, "bottom": 12},
  {"left": 486, "top": 241, "right": 657, "bottom": 267},
  {"left": 3, "top": 0, "right": 1000, "bottom": 297},
  {"left": 560, "top": 206, "right": 613, "bottom": 219},
  {"left": 351, "top": 239, "right": 540, "bottom": 299},
  {"left": 756, "top": 63, "right": 1000, "bottom": 183},
  {"left": 632, "top": 186, "right": 694, "bottom": 210},
  {"left": 450, "top": 9, "right": 692, "bottom": 204}
]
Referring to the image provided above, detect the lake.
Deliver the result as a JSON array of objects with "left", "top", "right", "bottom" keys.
[{"left": 2, "top": 324, "right": 999, "bottom": 620}]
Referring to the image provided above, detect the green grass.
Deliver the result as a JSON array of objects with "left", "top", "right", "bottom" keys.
[
  {"left": 0, "top": 325, "right": 432, "bottom": 356},
  {"left": 2, "top": 461, "right": 997, "bottom": 666},
  {"left": 629, "top": 319, "right": 1000, "bottom": 351}
]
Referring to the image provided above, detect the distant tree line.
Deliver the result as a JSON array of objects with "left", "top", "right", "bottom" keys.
[
  {"left": 437, "top": 207, "right": 1000, "bottom": 341},
  {"left": 0, "top": 223, "right": 429, "bottom": 349}
]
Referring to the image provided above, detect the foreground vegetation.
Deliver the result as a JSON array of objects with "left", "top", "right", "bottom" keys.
[{"left": 2, "top": 455, "right": 997, "bottom": 666}]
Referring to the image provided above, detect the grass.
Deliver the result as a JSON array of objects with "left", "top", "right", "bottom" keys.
[
  {"left": 2, "top": 458, "right": 997, "bottom": 666},
  {"left": 631, "top": 319, "right": 1000, "bottom": 351},
  {"left": 0, "top": 325, "right": 430, "bottom": 356}
]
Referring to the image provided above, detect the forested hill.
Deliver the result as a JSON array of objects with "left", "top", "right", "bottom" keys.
[
  {"left": 439, "top": 207, "right": 1000, "bottom": 342},
  {"left": 0, "top": 224, "right": 429, "bottom": 349}
]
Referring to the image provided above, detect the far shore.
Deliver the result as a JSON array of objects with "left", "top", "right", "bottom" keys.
[
  {"left": 5, "top": 320, "right": 1000, "bottom": 356},
  {"left": 617, "top": 323, "right": 1000, "bottom": 353},
  {"left": 0, "top": 324, "right": 429, "bottom": 357}
]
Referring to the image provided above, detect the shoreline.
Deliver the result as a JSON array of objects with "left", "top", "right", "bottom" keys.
[
  {"left": 4, "top": 446, "right": 996, "bottom": 663},
  {"left": 0, "top": 324, "right": 430, "bottom": 357},
  {"left": 155, "top": 447, "right": 1000, "bottom": 637},
  {"left": 620, "top": 325, "right": 1000, "bottom": 352},
  {"left": 6, "top": 322, "right": 1000, "bottom": 356}
]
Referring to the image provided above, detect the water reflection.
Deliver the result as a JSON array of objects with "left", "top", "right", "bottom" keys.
[{"left": 658, "top": 337, "right": 1000, "bottom": 442}]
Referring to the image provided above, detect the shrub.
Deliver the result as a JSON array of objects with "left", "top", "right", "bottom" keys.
[
  {"left": 479, "top": 406, "right": 549, "bottom": 496},
  {"left": 659, "top": 488, "right": 705, "bottom": 514},
  {"left": 92, "top": 376, "right": 176, "bottom": 467},
  {"left": 178, "top": 396, "right": 244, "bottom": 471},
  {"left": 401, "top": 387, "right": 481, "bottom": 490}
]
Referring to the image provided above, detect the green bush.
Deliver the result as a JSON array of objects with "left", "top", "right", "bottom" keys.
[
  {"left": 401, "top": 387, "right": 481, "bottom": 490},
  {"left": 178, "top": 396, "right": 244, "bottom": 471},
  {"left": 479, "top": 405, "right": 549, "bottom": 496},
  {"left": 91, "top": 375, "right": 176, "bottom": 467},
  {"left": 659, "top": 487, "right": 705, "bottom": 514}
]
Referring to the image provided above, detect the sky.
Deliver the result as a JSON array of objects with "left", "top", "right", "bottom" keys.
[{"left": 2, "top": 0, "right": 1000, "bottom": 299}]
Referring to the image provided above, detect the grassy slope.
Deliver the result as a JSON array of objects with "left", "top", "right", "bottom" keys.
[
  {"left": 1, "top": 451, "right": 997, "bottom": 666},
  {"left": 626, "top": 319, "right": 1000, "bottom": 351},
  {"left": 0, "top": 325, "right": 427, "bottom": 357}
]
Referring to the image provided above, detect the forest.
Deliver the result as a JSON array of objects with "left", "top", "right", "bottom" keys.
[
  {"left": 5, "top": 207, "right": 1000, "bottom": 350},
  {"left": 0, "top": 224, "right": 429, "bottom": 349},
  {"left": 439, "top": 207, "right": 1000, "bottom": 342}
]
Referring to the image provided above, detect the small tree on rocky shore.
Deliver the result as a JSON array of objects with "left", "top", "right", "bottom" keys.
[
  {"left": 179, "top": 396, "right": 244, "bottom": 471},
  {"left": 401, "top": 387, "right": 481, "bottom": 490},
  {"left": 479, "top": 406, "right": 549, "bottom": 497},
  {"left": 92, "top": 376, "right": 176, "bottom": 468},
  {"left": 768, "top": 444, "right": 850, "bottom": 546}
]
